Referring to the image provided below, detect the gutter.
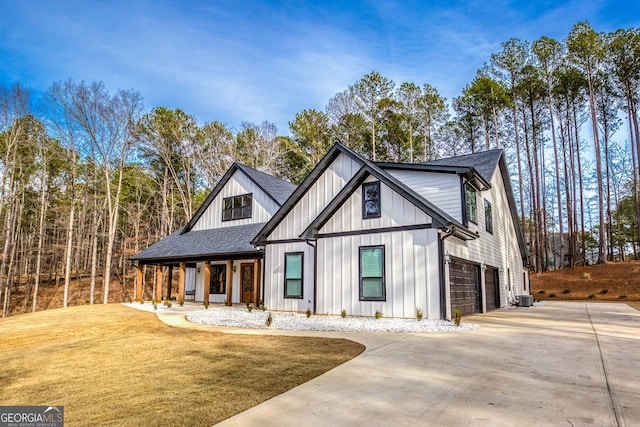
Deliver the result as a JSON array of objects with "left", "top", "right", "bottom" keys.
[{"left": 439, "top": 226, "right": 456, "bottom": 320}]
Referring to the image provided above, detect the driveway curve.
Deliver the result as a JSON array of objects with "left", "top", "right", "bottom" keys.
[{"left": 156, "top": 302, "right": 640, "bottom": 426}]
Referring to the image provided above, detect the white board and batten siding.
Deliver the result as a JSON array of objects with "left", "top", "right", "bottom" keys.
[
  {"left": 191, "top": 170, "right": 280, "bottom": 231},
  {"left": 263, "top": 242, "right": 314, "bottom": 312},
  {"left": 316, "top": 229, "right": 440, "bottom": 319},
  {"left": 267, "top": 153, "right": 360, "bottom": 241},
  {"left": 386, "top": 170, "right": 463, "bottom": 222},
  {"left": 263, "top": 153, "right": 360, "bottom": 312},
  {"left": 445, "top": 168, "right": 527, "bottom": 307},
  {"left": 316, "top": 177, "right": 440, "bottom": 318},
  {"left": 320, "top": 177, "right": 432, "bottom": 233}
]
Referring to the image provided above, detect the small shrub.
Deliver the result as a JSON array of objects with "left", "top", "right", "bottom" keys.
[
  {"left": 453, "top": 309, "right": 462, "bottom": 327},
  {"left": 599, "top": 289, "right": 608, "bottom": 295},
  {"left": 204, "top": 300, "right": 209, "bottom": 310},
  {"left": 416, "top": 308, "right": 423, "bottom": 321},
  {"left": 306, "top": 308, "right": 312, "bottom": 318},
  {"left": 265, "top": 312, "right": 273, "bottom": 327},
  {"left": 374, "top": 310, "right": 383, "bottom": 319},
  {"left": 588, "top": 294, "right": 595, "bottom": 299},
  {"left": 562, "top": 289, "right": 570, "bottom": 294},
  {"left": 139, "top": 300, "right": 144, "bottom": 304},
  {"left": 246, "top": 302, "right": 254, "bottom": 312},
  {"left": 341, "top": 309, "right": 347, "bottom": 318},
  {"left": 549, "top": 293, "right": 556, "bottom": 298},
  {"left": 538, "top": 290, "right": 545, "bottom": 294},
  {"left": 164, "top": 300, "right": 172, "bottom": 308},
  {"left": 259, "top": 300, "right": 266, "bottom": 311},
  {"left": 153, "top": 301, "right": 158, "bottom": 311},
  {"left": 583, "top": 272, "right": 592, "bottom": 280},
  {"left": 619, "top": 295, "right": 628, "bottom": 299}
]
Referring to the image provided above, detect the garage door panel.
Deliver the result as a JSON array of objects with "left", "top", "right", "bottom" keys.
[{"left": 450, "top": 259, "right": 480, "bottom": 316}]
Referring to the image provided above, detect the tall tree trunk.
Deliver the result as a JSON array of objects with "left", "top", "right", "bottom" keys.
[
  {"left": 32, "top": 157, "right": 48, "bottom": 312},
  {"left": 572, "top": 103, "right": 586, "bottom": 265},
  {"left": 584, "top": 69, "right": 607, "bottom": 264}
]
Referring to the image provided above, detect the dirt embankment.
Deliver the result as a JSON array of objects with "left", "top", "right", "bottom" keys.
[{"left": 530, "top": 260, "right": 640, "bottom": 302}]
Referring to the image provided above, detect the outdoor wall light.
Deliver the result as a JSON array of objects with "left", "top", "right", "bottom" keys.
[{"left": 444, "top": 254, "right": 451, "bottom": 264}]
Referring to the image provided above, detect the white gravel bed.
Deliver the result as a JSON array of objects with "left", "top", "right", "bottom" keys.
[{"left": 185, "top": 306, "right": 477, "bottom": 333}]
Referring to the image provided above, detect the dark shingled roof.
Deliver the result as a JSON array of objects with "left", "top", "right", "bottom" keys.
[
  {"left": 235, "top": 164, "right": 297, "bottom": 205},
  {"left": 130, "top": 223, "right": 266, "bottom": 263},
  {"left": 424, "top": 149, "right": 503, "bottom": 184}
]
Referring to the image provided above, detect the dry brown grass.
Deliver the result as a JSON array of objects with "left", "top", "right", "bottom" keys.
[{"left": 0, "top": 305, "right": 364, "bottom": 426}]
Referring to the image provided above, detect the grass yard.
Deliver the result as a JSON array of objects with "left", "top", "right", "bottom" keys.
[{"left": 0, "top": 305, "right": 364, "bottom": 426}]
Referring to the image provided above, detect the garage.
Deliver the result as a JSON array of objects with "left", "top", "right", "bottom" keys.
[
  {"left": 485, "top": 266, "right": 500, "bottom": 310},
  {"left": 450, "top": 259, "right": 481, "bottom": 315}
]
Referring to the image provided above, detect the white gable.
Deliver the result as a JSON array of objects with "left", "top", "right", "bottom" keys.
[
  {"left": 267, "top": 152, "right": 360, "bottom": 240},
  {"left": 191, "top": 169, "right": 280, "bottom": 231},
  {"left": 319, "top": 177, "right": 432, "bottom": 235}
]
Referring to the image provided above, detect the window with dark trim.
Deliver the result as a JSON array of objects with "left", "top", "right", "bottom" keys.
[
  {"left": 222, "top": 193, "right": 252, "bottom": 221},
  {"left": 359, "top": 245, "right": 385, "bottom": 301},
  {"left": 362, "top": 181, "right": 381, "bottom": 219},
  {"left": 484, "top": 199, "right": 493, "bottom": 233},
  {"left": 465, "top": 184, "right": 477, "bottom": 224},
  {"left": 209, "top": 264, "right": 226, "bottom": 294},
  {"left": 284, "top": 252, "right": 303, "bottom": 298}
]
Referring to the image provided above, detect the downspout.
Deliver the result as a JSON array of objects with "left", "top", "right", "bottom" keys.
[
  {"left": 439, "top": 226, "right": 456, "bottom": 320},
  {"left": 305, "top": 239, "right": 317, "bottom": 314}
]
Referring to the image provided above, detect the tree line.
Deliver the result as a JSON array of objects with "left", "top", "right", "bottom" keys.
[{"left": 0, "top": 21, "right": 638, "bottom": 316}]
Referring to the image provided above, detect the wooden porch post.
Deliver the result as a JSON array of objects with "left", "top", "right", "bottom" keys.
[
  {"left": 203, "top": 262, "right": 211, "bottom": 305},
  {"left": 226, "top": 260, "right": 233, "bottom": 306},
  {"left": 167, "top": 266, "right": 173, "bottom": 301},
  {"left": 253, "top": 258, "right": 260, "bottom": 305},
  {"left": 178, "top": 262, "right": 186, "bottom": 306},
  {"left": 155, "top": 263, "right": 163, "bottom": 302},
  {"left": 136, "top": 263, "right": 143, "bottom": 302}
]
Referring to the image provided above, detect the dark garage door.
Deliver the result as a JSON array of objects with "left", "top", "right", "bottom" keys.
[
  {"left": 450, "top": 259, "right": 480, "bottom": 316},
  {"left": 485, "top": 266, "right": 500, "bottom": 310}
]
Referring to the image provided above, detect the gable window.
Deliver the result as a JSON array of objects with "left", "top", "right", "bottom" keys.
[
  {"left": 465, "top": 184, "right": 477, "bottom": 225},
  {"left": 222, "top": 193, "right": 252, "bottom": 221},
  {"left": 484, "top": 199, "right": 493, "bottom": 233},
  {"left": 362, "top": 181, "right": 381, "bottom": 219},
  {"left": 209, "top": 264, "right": 226, "bottom": 294},
  {"left": 359, "top": 246, "right": 385, "bottom": 301},
  {"left": 284, "top": 252, "right": 303, "bottom": 298}
]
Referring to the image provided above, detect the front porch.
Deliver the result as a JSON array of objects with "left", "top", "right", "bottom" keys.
[{"left": 135, "top": 257, "right": 263, "bottom": 306}]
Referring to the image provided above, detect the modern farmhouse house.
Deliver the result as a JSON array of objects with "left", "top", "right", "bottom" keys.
[
  {"left": 253, "top": 144, "right": 528, "bottom": 320},
  {"left": 132, "top": 143, "right": 528, "bottom": 320}
]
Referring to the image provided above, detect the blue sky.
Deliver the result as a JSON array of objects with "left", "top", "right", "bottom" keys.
[{"left": 1, "top": 0, "right": 638, "bottom": 135}]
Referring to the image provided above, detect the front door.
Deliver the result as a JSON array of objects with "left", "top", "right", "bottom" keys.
[{"left": 241, "top": 263, "right": 254, "bottom": 303}]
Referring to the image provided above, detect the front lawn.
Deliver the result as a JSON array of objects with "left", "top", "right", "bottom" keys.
[{"left": 0, "top": 305, "right": 364, "bottom": 426}]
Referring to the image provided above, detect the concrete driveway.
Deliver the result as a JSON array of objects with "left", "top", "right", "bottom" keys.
[{"left": 194, "top": 302, "right": 639, "bottom": 427}]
